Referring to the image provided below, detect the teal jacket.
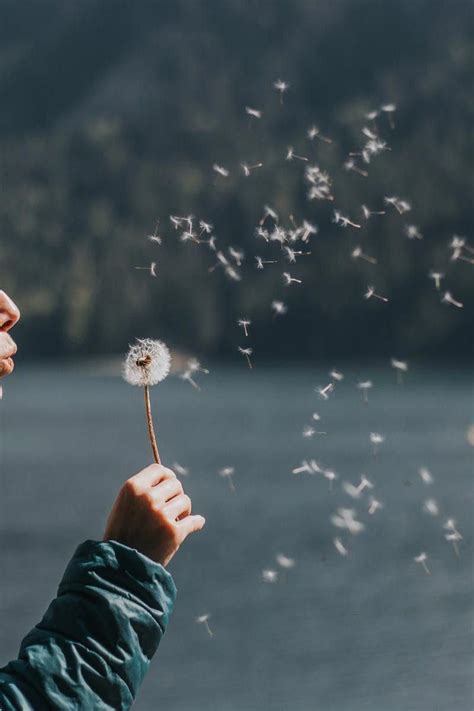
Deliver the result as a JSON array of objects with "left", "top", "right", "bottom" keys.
[{"left": 0, "top": 540, "right": 177, "bottom": 710}]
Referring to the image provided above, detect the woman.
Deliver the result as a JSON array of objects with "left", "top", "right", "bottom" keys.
[{"left": 0, "top": 290, "right": 205, "bottom": 710}]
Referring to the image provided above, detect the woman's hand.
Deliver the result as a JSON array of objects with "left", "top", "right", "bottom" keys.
[
  {"left": 104, "top": 464, "right": 205, "bottom": 566},
  {"left": 0, "top": 290, "right": 20, "bottom": 378}
]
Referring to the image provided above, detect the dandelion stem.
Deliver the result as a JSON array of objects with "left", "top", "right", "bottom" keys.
[{"left": 144, "top": 385, "right": 161, "bottom": 464}]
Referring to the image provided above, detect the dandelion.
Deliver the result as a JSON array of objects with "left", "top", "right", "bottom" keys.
[
  {"left": 361, "top": 204, "right": 386, "bottom": 219},
  {"left": 423, "top": 498, "right": 439, "bottom": 516},
  {"left": 172, "top": 462, "right": 190, "bottom": 477},
  {"left": 331, "top": 508, "right": 365, "bottom": 535},
  {"left": 428, "top": 271, "right": 444, "bottom": 290},
  {"left": 218, "top": 466, "right": 236, "bottom": 492},
  {"left": 307, "top": 125, "right": 332, "bottom": 144},
  {"left": 391, "top": 358, "right": 408, "bottom": 383},
  {"left": 330, "top": 369, "right": 344, "bottom": 382},
  {"left": 405, "top": 224, "right": 423, "bottom": 240},
  {"left": 283, "top": 271, "right": 302, "bottom": 286},
  {"left": 286, "top": 146, "right": 309, "bottom": 162},
  {"left": 123, "top": 339, "right": 171, "bottom": 464},
  {"left": 242, "top": 162, "right": 263, "bottom": 176},
  {"left": 368, "top": 496, "right": 383, "bottom": 515},
  {"left": 262, "top": 569, "right": 279, "bottom": 583},
  {"left": 441, "top": 291, "right": 463, "bottom": 308},
  {"left": 344, "top": 157, "right": 368, "bottom": 177},
  {"left": 276, "top": 554, "right": 296, "bottom": 569},
  {"left": 147, "top": 221, "right": 162, "bottom": 244},
  {"left": 238, "top": 319, "right": 251, "bottom": 337},
  {"left": 333, "top": 210, "right": 361, "bottom": 229},
  {"left": 370, "top": 432, "right": 385, "bottom": 456},
  {"left": 238, "top": 346, "right": 253, "bottom": 369},
  {"left": 135, "top": 261, "right": 157, "bottom": 277},
  {"left": 384, "top": 196, "right": 411, "bottom": 214},
  {"left": 196, "top": 614, "right": 214, "bottom": 637},
  {"left": 357, "top": 380, "right": 373, "bottom": 403},
  {"left": 273, "top": 78, "right": 290, "bottom": 103},
  {"left": 419, "top": 467, "right": 434, "bottom": 484},
  {"left": 213, "top": 164, "right": 229, "bottom": 177},
  {"left": 316, "top": 383, "right": 334, "bottom": 400},
  {"left": 351, "top": 246, "right": 377, "bottom": 264},
  {"left": 271, "top": 300, "right": 287, "bottom": 318},
  {"left": 365, "top": 285, "right": 388, "bottom": 302},
  {"left": 334, "top": 538, "right": 349, "bottom": 557},
  {"left": 414, "top": 552, "right": 431, "bottom": 575}
]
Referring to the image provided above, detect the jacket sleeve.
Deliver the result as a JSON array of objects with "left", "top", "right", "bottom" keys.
[{"left": 0, "top": 539, "right": 177, "bottom": 711}]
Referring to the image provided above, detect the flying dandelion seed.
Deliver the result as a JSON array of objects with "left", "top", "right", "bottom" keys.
[
  {"left": 271, "top": 300, "right": 287, "bottom": 318},
  {"left": 283, "top": 272, "right": 302, "bottom": 286},
  {"left": 307, "top": 125, "right": 332, "bottom": 144},
  {"left": 301, "top": 220, "right": 318, "bottom": 242},
  {"left": 351, "top": 246, "right": 377, "bottom": 264},
  {"left": 361, "top": 204, "right": 386, "bottom": 219},
  {"left": 273, "top": 78, "right": 290, "bottom": 103},
  {"left": 441, "top": 291, "right": 463, "bottom": 308},
  {"left": 391, "top": 358, "right": 408, "bottom": 383},
  {"left": 147, "top": 221, "right": 162, "bottom": 244},
  {"left": 344, "top": 157, "right": 368, "bottom": 177},
  {"left": 262, "top": 569, "right": 279, "bottom": 583},
  {"left": 334, "top": 538, "right": 349, "bottom": 557},
  {"left": 423, "top": 498, "right": 440, "bottom": 516},
  {"left": 225, "top": 266, "right": 242, "bottom": 282},
  {"left": 199, "top": 220, "right": 213, "bottom": 235},
  {"left": 405, "top": 224, "right": 423, "bottom": 240},
  {"left": 135, "top": 261, "right": 157, "bottom": 277},
  {"left": 365, "top": 285, "right": 389, "bottom": 302},
  {"left": 292, "top": 460, "right": 313, "bottom": 475},
  {"left": 218, "top": 466, "right": 236, "bottom": 492},
  {"left": 276, "top": 554, "right": 296, "bottom": 569},
  {"left": 242, "top": 162, "right": 263, "bottom": 176},
  {"left": 255, "top": 256, "right": 277, "bottom": 269},
  {"left": 238, "top": 346, "right": 253, "bottom": 369},
  {"left": 180, "top": 358, "right": 209, "bottom": 391},
  {"left": 370, "top": 432, "right": 385, "bottom": 456},
  {"left": 207, "top": 236, "right": 217, "bottom": 251},
  {"left": 172, "top": 462, "right": 190, "bottom": 477},
  {"left": 316, "top": 383, "right": 334, "bottom": 400},
  {"left": 381, "top": 102, "right": 397, "bottom": 128},
  {"left": 419, "top": 467, "right": 434, "bottom": 484},
  {"left": 429, "top": 271, "right": 444, "bottom": 290},
  {"left": 323, "top": 469, "right": 338, "bottom": 491},
  {"left": 330, "top": 369, "right": 344, "bottom": 381},
  {"left": 196, "top": 614, "right": 214, "bottom": 637},
  {"left": 259, "top": 205, "right": 279, "bottom": 225},
  {"left": 305, "top": 164, "right": 334, "bottom": 202},
  {"left": 444, "top": 520, "right": 463, "bottom": 557},
  {"left": 229, "top": 246, "right": 245, "bottom": 266},
  {"left": 368, "top": 496, "right": 384, "bottom": 515},
  {"left": 238, "top": 319, "right": 251, "bottom": 337},
  {"left": 333, "top": 210, "right": 361, "bottom": 229},
  {"left": 286, "top": 146, "right": 309, "bottom": 162},
  {"left": 343, "top": 475, "right": 374, "bottom": 499},
  {"left": 123, "top": 339, "right": 171, "bottom": 464},
  {"left": 357, "top": 380, "right": 373, "bottom": 403},
  {"left": 213, "top": 164, "right": 230, "bottom": 177},
  {"left": 245, "top": 106, "right": 263, "bottom": 120},
  {"left": 312, "top": 412, "right": 321, "bottom": 421},
  {"left": 414, "top": 552, "right": 431, "bottom": 575},
  {"left": 331, "top": 508, "right": 365, "bottom": 535},
  {"left": 384, "top": 196, "right": 411, "bottom": 214}
]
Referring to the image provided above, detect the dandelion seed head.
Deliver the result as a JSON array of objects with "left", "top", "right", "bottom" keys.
[
  {"left": 123, "top": 338, "right": 171, "bottom": 387},
  {"left": 391, "top": 358, "right": 408, "bottom": 372},
  {"left": 245, "top": 106, "right": 262, "bottom": 119}
]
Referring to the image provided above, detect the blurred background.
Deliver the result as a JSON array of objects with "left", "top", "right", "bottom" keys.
[{"left": 0, "top": 2, "right": 473, "bottom": 710}]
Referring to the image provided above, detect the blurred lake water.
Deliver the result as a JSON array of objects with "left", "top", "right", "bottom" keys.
[{"left": 0, "top": 363, "right": 473, "bottom": 711}]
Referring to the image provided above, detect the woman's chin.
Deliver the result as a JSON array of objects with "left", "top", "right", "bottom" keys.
[{"left": 0, "top": 357, "right": 14, "bottom": 377}]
